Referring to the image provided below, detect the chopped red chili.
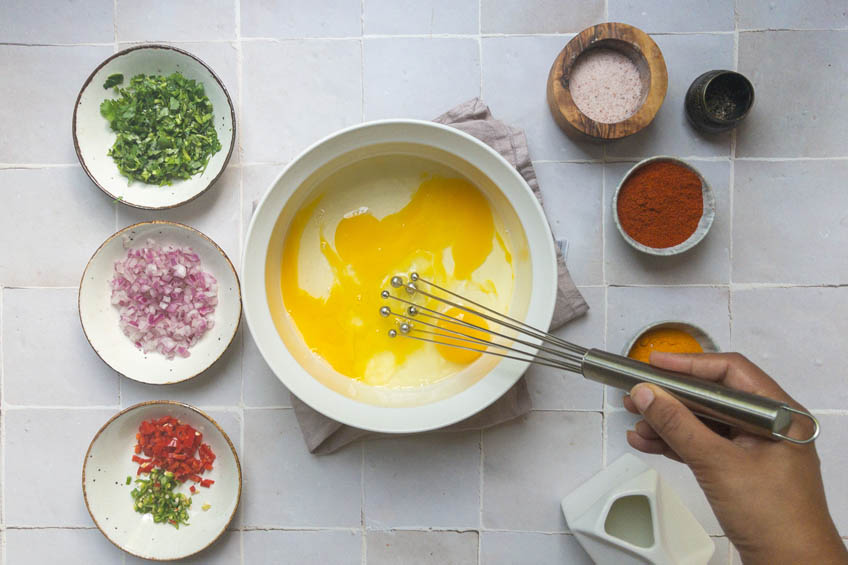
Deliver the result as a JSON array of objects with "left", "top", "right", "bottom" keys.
[
  {"left": 200, "top": 479, "right": 214, "bottom": 488},
  {"left": 132, "top": 416, "right": 216, "bottom": 486}
]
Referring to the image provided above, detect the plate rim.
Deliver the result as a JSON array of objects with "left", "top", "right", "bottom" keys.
[
  {"left": 81, "top": 400, "right": 243, "bottom": 562},
  {"left": 72, "top": 43, "right": 237, "bottom": 210},
  {"left": 78, "top": 220, "right": 242, "bottom": 384}
]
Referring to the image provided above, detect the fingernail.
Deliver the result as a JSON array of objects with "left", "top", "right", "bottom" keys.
[{"left": 630, "top": 385, "right": 655, "bottom": 412}]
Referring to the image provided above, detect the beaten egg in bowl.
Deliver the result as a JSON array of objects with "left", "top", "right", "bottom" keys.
[
  {"left": 279, "top": 154, "right": 514, "bottom": 388},
  {"left": 264, "top": 143, "right": 534, "bottom": 407}
]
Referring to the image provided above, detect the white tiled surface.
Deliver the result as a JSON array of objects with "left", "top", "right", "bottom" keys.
[{"left": 1, "top": 2, "right": 847, "bottom": 563}]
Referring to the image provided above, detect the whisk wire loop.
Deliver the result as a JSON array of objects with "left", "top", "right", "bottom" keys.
[
  {"left": 381, "top": 273, "right": 588, "bottom": 373},
  {"left": 408, "top": 275, "right": 588, "bottom": 356},
  {"left": 385, "top": 298, "right": 585, "bottom": 365},
  {"left": 391, "top": 275, "right": 588, "bottom": 357},
  {"left": 411, "top": 328, "right": 584, "bottom": 372},
  {"left": 400, "top": 332, "right": 582, "bottom": 372}
]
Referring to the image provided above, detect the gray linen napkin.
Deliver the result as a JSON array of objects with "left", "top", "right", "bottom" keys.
[{"left": 288, "top": 98, "right": 589, "bottom": 453}]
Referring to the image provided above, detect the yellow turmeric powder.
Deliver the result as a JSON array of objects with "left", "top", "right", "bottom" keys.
[{"left": 628, "top": 327, "right": 703, "bottom": 363}]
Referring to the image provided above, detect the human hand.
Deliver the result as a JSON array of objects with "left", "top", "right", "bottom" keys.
[{"left": 624, "top": 352, "right": 847, "bottom": 565}]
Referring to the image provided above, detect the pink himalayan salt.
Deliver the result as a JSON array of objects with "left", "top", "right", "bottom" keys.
[{"left": 568, "top": 48, "right": 643, "bottom": 124}]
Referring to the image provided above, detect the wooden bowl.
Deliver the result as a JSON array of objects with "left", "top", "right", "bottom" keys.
[{"left": 547, "top": 22, "right": 668, "bottom": 141}]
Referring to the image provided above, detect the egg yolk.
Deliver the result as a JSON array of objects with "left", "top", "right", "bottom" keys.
[
  {"left": 281, "top": 176, "right": 509, "bottom": 384},
  {"left": 435, "top": 307, "right": 490, "bottom": 364}
]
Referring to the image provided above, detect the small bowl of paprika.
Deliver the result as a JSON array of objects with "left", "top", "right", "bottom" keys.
[
  {"left": 624, "top": 320, "right": 720, "bottom": 363},
  {"left": 613, "top": 156, "right": 715, "bottom": 256}
]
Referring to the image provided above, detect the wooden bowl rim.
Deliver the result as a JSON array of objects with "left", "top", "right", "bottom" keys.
[{"left": 549, "top": 22, "right": 668, "bottom": 140}]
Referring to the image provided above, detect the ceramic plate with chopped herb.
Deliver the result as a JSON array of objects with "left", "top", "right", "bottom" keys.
[
  {"left": 83, "top": 401, "right": 241, "bottom": 561},
  {"left": 73, "top": 45, "right": 235, "bottom": 209}
]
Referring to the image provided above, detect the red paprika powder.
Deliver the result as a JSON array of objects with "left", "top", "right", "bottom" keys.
[{"left": 616, "top": 161, "right": 703, "bottom": 248}]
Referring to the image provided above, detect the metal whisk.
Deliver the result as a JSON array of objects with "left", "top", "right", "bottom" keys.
[{"left": 381, "top": 273, "right": 819, "bottom": 445}]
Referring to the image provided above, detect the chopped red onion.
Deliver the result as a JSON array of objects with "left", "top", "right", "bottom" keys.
[{"left": 111, "top": 239, "right": 218, "bottom": 359}]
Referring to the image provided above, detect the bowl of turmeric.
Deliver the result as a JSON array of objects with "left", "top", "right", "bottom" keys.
[
  {"left": 624, "top": 321, "right": 719, "bottom": 363},
  {"left": 612, "top": 156, "right": 715, "bottom": 256}
]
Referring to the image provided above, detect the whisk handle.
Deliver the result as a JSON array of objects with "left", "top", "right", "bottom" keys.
[{"left": 581, "top": 349, "right": 819, "bottom": 444}]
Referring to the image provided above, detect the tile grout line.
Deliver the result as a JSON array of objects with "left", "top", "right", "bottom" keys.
[
  {"left": 478, "top": 429, "right": 484, "bottom": 565},
  {"left": 359, "top": 0, "right": 366, "bottom": 122},
  {"left": 2, "top": 404, "right": 244, "bottom": 411},
  {"left": 477, "top": 0, "right": 484, "bottom": 107},
  {"left": 15, "top": 404, "right": 829, "bottom": 413},
  {"left": 236, "top": 1, "right": 245, "bottom": 279},
  {"left": 0, "top": 523, "right": 752, "bottom": 533},
  {"left": 725, "top": 0, "right": 738, "bottom": 522},
  {"left": 1, "top": 284, "right": 6, "bottom": 546},
  {"left": 3, "top": 282, "right": 846, "bottom": 293},
  {"left": 361, "top": 442, "right": 367, "bottom": 565},
  {"left": 234, "top": 9, "right": 246, "bottom": 559},
  {"left": 4, "top": 156, "right": 848, "bottom": 170},
  {"left": 0, "top": 163, "right": 79, "bottom": 169},
  {"left": 0, "top": 27, "right": 847, "bottom": 48},
  {"left": 360, "top": 0, "right": 366, "bottom": 124},
  {"left": 601, "top": 158, "right": 610, "bottom": 421},
  {"left": 114, "top": 6, "right": 122, "bottom": 541},
  {"left": 729, "top": 0, "right": 740, "bottom": 358}
]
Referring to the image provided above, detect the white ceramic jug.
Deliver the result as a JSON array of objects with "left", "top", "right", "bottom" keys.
[{"left": 562, "top": 454, "right": 714, "bottom": 564}]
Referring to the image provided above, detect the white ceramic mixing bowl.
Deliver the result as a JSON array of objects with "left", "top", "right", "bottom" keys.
[{"left": 242, "top": 120, "right": 557, "bottom": 433}]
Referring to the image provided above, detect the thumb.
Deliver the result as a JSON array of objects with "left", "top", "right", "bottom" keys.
[{"left": 630, "top": 383, "right": 730, "bottom": 467}]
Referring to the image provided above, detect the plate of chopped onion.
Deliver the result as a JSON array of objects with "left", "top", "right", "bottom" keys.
[
  {"left": 83, "top": 401, "right": 241, "bottom": 560},
  {"left": 79, "top": 221, "right": 241, "bottom": 384}
]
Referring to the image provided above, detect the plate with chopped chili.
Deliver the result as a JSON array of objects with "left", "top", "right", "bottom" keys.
[
  {"left": 83, "top": 401, "right": 241, "bottom": 561},
  {"left": 73, "top": 44, "right": 236, "bottom": 210}
]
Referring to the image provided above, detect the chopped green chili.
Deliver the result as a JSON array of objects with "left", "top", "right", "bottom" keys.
[
  {"left": 100, "top": 72, "right": 222, "bottom": 186},
  {"left": 126, "top": 475, "right": 132, "bottom": 485},
  {"left": 130, "top": 468, "right": 192, "bottom": 528}
]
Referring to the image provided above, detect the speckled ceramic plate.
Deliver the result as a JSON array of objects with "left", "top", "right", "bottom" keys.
[
  {"left": 79, "top": 221, "right": 241, "bottom": 384},
  {"left": 83, "top": 401, "right": 241, "bottom": 561},
  {"left": 73, "top": 44, "right": 236, "bottom": 209}
]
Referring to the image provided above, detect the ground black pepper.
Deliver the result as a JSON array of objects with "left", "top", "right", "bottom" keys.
[{"left": 705, "top": 83, "right": 738, "bottom": 121}]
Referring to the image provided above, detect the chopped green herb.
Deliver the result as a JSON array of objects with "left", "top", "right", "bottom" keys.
[
  {"left": 130, "top": 468, "right": 192, "bottom": 528},
  {"left": 100, "top": 72, "right": 222, "bottom": 186},
  {"left": 112, "top": 195, "right": 124, "bottom": 203},
  {"left": 103, "top": 73, "right": 124, "bottom": 89},
  {"left": 126, "top": 475, "right": 132, "bottom": 485}
]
